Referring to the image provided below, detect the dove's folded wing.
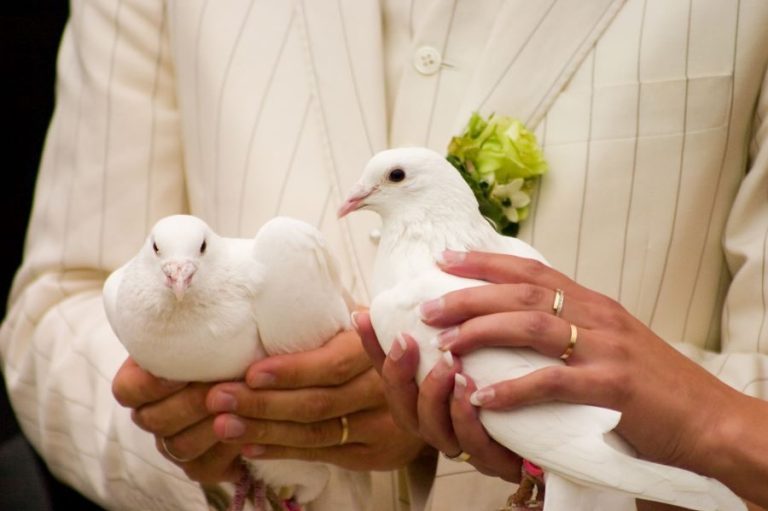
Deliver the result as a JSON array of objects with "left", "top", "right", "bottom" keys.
[{"left": 251, "top": 217, "right": 351, "bottom": 356}]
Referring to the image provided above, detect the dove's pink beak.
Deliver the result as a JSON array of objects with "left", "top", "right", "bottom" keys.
[
  {"left": 338, "top": 185, "right": 376, "bottom": 218},
  {"left": 162, "top": 261, "right": 198, "bottom": 301}
]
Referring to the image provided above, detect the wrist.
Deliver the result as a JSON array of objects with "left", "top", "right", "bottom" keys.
[{"left": 705, "top": 393, "right": 768, "bottom": 506}]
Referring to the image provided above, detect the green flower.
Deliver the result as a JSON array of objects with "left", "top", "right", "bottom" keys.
[{"left": 447, "top": 113, "right": 547, "bottom": 236}]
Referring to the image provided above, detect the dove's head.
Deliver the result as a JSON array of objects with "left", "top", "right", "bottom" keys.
[
  {"left": 338, "top": 147, "right": 476, "bottom": 221},
  {"left": 145, "top": 215, "right": 214, "bottom": 301}
]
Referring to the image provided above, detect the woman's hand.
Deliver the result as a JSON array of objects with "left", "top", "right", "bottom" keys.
[
  {"left": 428, "top": 249, "right": 768, "bottom": 506},
  {"left": 355, "top": 311, "right": 522, "bottom": 482},
  {"left": 112, "top": 358, "right": 243, "bottom": 483},
  {"left": 206, "top": 328, "right": 426, "bottom": 471}
]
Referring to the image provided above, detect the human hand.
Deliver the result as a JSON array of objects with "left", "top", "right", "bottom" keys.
[
  {"left": 206, "top": 328, "right": 426, "bottom": 471},
  {"left": 112, "top": 357, "right": 243, "bottom": 483},
  {"left": 427, "top": 250, "right": 750, "bottom": 484},
  {"left": 355, "top": 310, "right": 521, "bottom": 481}
]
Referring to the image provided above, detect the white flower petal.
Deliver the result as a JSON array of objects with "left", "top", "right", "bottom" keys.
[
  {"left": 503, "top": 206, "right": 519, "bottom": 223},
  {"left": 511, "top": 191, "right": 531, "bottom": 208}
]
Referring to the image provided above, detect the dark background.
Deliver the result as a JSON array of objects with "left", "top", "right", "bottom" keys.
[{"left": 0, "top": 2, "right": 69, "bottom": 446}]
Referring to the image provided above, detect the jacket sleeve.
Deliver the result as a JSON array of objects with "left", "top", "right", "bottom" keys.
[{"left": 0, "top": 0, "right": 206, "bottom": 508}]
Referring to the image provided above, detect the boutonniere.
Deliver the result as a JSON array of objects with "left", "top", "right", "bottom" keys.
[{"left": 446, "top": 113, "right": 547, "bottom": 237}]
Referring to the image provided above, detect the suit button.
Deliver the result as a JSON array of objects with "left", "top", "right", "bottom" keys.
[
  {"left": 369, "top": 229, "right": 381, "bottom": 244},
  {"left": 413, "top": 46, "right": 442, "bottom": 75}
]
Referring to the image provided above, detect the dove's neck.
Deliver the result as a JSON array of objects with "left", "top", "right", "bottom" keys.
[{"left": 372, "top": 201, "right": 498, "bottom": 294}]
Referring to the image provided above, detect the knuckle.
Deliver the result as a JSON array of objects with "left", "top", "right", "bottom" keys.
[
  {"left": 542, "top": 367, "right": 569, "bottom": 395},
  {"left": 517, "top": 283, "right": 545, "bottom": 308},
  {"left": 327, "top": 356, "right": 354, "bottom": 385},
  {"left": 304, "top": 392, "right": 334, "bottom": 421},
  {"left": 135, "top": 408, "right": 166, "bottom": 434},
  {"left": 307, "top": 420, "right": 333, "bottom": 446},
  {"left": 523, "top": 311, "right": 551, "bottom": 338},
  {"left": 520, "top": 258, "right": 547, "bottom": 281}
]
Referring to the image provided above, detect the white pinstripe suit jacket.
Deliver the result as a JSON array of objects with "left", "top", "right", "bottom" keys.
[{"left": 2, "top": 1, "right": 768, "bottom": 510}]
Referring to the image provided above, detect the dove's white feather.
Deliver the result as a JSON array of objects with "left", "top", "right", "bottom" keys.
[
  {"left": 103, "top": 215, "right": 366, "bottom": 505},
  {"left": 103, "top": 215, "right": 266, "bottom": 381},
  {"left": 352, "top": 147, "right": 744, "bottom": 511}
]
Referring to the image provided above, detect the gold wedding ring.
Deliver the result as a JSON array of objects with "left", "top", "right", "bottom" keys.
[
  {"left": 552, "top": 288, "right": 565, "bottom": 317},
  {"left": 443, "top": 450, "right": 471, "bottom": 462},
  {"left": 560, "top": 324, "right": 578, "bottom": 361},
  {"left": 160, "top": 436, "right": 194, "bottom": 463},
  {"left": 338, "top": 415, "right": 350, "bottom": 445}
]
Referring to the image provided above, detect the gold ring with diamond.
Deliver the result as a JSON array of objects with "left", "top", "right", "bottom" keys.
[{"left": 552, "top": 288, "right": 565, "bottom": 317}]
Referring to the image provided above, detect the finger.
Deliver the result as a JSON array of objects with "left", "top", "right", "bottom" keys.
[
  {"left": 379, "top": 333, "right": 421, "bottom": 434},
  {"left": 133, "top": 383, "right": 213, "bottom": 437},
  {"left": 353, "top": 310, "right": 386, "bottom": 372},
  {"left": 416, "top": 351, "right": 461, "bottom": 455},
  {"left": 434, "top": 311, "right": 580, "bottom": 360},
  {"left": 450, "top": 374, "right": 521, "bottom": 482},
  {"left": 208, "top": 369, "right": 385, "bottom": 423},
  {"left": 244, "top": 329, "right": 371, "bottom": 389},
  {"left": 437, "top": 250, "right": 588, "bottom": 298},
  {"left": 239, "top": 408, "right": 425, "bottom": 472},
  {"left": 469, "top": 365, "right": 610, "bottom": 411},
  {"left": 214, "top": 407, "right": 382, "bottom": 448},
  {"left": 171, "top": 442, "right": 244, "bottom": 484},
  {"left": 158, "top": 416, "right": 219, "bottom": 463},
  {"left": 420, "top": 283, "right": 585, "bottom": 327},
  {"left": 112, "top": 357, "right": 187, "bottom": 408}
]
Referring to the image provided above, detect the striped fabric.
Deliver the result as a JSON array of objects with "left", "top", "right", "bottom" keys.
[{"left": 1, "top": 1, "right": 768, "bottom": 510}]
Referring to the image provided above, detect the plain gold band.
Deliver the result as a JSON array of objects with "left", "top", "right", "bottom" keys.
[
  {"left": 560, "top": 324, "right": 578, "bottom": 361},
  {"left": 339, "top": 416, "right": 350, "bottom": 445},
  {"left": 160, "top": 436, "right": 194, "bottom": 463},
  {"left": 552, "top": 288, "right": 565, "bottom": 317},
  {"left": 443, "top": 450, "right": 471, "bottom": 462}
]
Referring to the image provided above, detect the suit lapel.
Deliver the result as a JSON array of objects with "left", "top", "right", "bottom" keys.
[{"left": 456, "top": 0, "right": 627, "bottom": 132}]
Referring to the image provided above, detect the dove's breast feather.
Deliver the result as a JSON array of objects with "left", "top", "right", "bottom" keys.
[{"left": 110, "top": 255, "right": 265, "bottom": 381}]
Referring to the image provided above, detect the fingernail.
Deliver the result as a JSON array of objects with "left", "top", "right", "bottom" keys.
[
  {"left": 435, "top": 327, "right": 459, "bottom": 350},
  {"left": 247, "top": 372, "right": 276, "bottom": 388},
  {"left": 223, "top": 416, "right": 246, "bottom": 439},
  {"left": 436, "top": 250, "right": 466, "bottom": 265},
  {"left": 350, "top": 311, "right": 360, "bottom": 331},
  {"left": 389, "top": 333, "right": 408, "bottom": 362},
  {"left": 470, "top": 387, "right": 495, "bottom": 406},
  {"left": 432, "top": 351, "right": 455, "bottom": 378},
  {"left": 242, "top": 444, "right": 266, "bottom": 458},
  {"left": 453, "top": 373, "right": 467, "bottom": 399},
  {"left": 209, "top": 391, "right": 237, "bottom": 412},
  {"left": 420, "top": 298, "right": 444, "bottom": 321}
]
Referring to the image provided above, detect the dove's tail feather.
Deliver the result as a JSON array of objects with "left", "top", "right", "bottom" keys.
[{"left": 539, "top": 438, "right": 745, "bottom": 511}]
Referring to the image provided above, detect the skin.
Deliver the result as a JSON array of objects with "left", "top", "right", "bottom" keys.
[
  {"left": 356, "top": 250, "right": 768, "bottom": 510},
  {"left": 112, "top": 328, "right": 426, "bottom": 486}
]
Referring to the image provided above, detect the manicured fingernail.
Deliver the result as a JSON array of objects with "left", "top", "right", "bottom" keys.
[
  {"left": 242, "top": 444, "right": 266, "bottom": 458},
  {"left": 247, "top": 372, "right": 276, "bottom": 388},
  {"left": 436, "top": 249, "right": 467, "bottom": 265},
  {"left": 470, "top": 387, "right": 495, "bottom": 406},
  {"left": 420, "top": 298, "right": 444, "bottom": 321},
  {"left": 433, "top": 351, "right": 455, "bottom": 378},
  {"left": 350, "top": 311, "right": 360, "bottom": 331},
  {"left": 389, "top": 333, "right": 408, "bottom": 361},
  {"left": 223, "top": 416, "right": 246, "bottom": 439},
  {"left": 436, "top": 327, "right": 459, "bottom": 350},
  {"left": 209, "top": 391, "right": 237, "bottom": 412},
  {"left": 453, "top": 373, "right": 467, "bottom": 399}
]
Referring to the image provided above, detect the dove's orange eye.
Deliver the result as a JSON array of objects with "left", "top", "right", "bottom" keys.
[
  {"left": 388, "top": 168, "right": 406, "bottom": 182},
  {"left": 152, "top": 242, "right": 159, "bottom": 255},
  {"left": 200, "top": 240, "right": 207, "bottom": 254}
]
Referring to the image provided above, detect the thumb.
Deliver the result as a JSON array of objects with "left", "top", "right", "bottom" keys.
[{"left": 352, "top": 310, "right": 385, "bottom": 373}]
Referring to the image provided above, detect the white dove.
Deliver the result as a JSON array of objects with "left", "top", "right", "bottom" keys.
[
  {"left": 338, "top": 147, "right": 744, "bottom": 511},
  {"left": 103, "top": 214, "right": 364, "bottom": 506}
]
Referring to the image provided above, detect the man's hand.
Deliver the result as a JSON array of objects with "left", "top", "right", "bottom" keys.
[
  {"left": 112, "top": 357, "right": 243, "bottom": 483},
  {"left": 206, "top": 328, "right": 426, "bottom": 471}
]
